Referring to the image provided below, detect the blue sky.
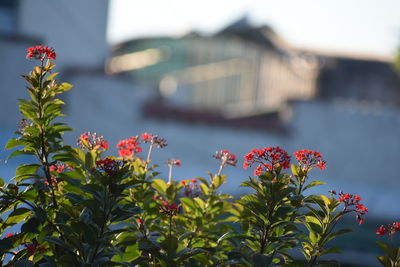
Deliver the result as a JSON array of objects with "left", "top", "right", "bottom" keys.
[{"left": 108, "top": 0, "right": 400, "bottom": 57}]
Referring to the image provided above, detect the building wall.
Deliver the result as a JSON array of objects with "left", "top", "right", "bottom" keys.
[
  {"left": 0, "top": 38, "right": 37, "bottom": 129},
  {"left": 18, "top": 0, "right": 109, "bottom": 69},
  {"left": 291, "top": 100, "right": 400, "bottom": 218}
]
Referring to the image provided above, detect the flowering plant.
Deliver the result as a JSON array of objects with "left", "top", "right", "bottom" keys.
[
  {"left": 0, "top": 46, "right": 376, "bottom": 266},
  {"left": 376, "top": 222, "right": 400, "bottom": 266}
]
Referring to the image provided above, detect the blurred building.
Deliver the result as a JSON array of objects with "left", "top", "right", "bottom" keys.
[
  {"left": 107, "top": 17, "right": 400, "bottom": 135},
  {"left": 108, "top": 17, "right": 318, "bottom": 123},
  {"left": 0, "top": 0, "right": 109, "bottom": 129}
]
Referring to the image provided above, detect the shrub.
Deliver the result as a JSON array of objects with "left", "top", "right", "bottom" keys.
[{"left": 0, "top": 46, "right": 370, "bottom": 266}]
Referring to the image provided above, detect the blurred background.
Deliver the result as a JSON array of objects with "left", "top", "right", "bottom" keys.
[{"left": 1, "top": 0, "right": 400, "bottom": 265}]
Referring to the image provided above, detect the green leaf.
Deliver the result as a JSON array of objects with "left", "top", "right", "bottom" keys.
[
  {"left": 5, "top": 208, "right": 32, "bottom": 225},
  {"left": 309, "top": 231, "right": 319, "bottom": 244},
  {"left": 253, "top": 254, "right": 273, "bottom": 267},
  {"left": 291, "top": 164, "right": 300, "bottom": 177},
  {"left": 303, "top": 181, "right": 325, "bottom": 191},
  {"left": 193, "top": 197, "right": 205, "bottom": 211},
  {"left": 305, "top": 215, "right": 323, "bottom": 233},
  {"left": 162, "top": 236, "right": 178, "bottom": 256},
  {"left": 56, "top": 82, "right": 73, "bottom": 93},
  {"left": 84, "top": 151, "right": 95, "bottom": 170},
  {"left": 0, "top": 238, "right": 13, "bottom": 251},
  {"left": 326, "top": 228, "right": 353, "bottom": 243},
  {"left": 0, "top": 177, "right": 4, "bottom": 187},
  {"left": 5, "top": 138, "right": 25, "bottom": 150},
  {"left": 199, "top": 183, "right": 209, "bottom": 195},
  {"left": 21, "top": 217, "right": 40, "bottom": 233},
  {"left": 152, "top": 179, "right": 167, "bottom": 194},
  {"left": 43, "top": 236, "right": 74, "bottom": 252},
  {"left": 46, "top": 72, "right": 59, "bottom": 81},
  {"left": 213, "top": 175, "right": 226, "bottom": 189},
  {"left": 319, "top": 194, "right": 331, "bottom": 208},
  {"left": 195, "top": 176, "right": 208, "bottom": 186},
  {"left": 180, "top": 197, "right": 196, "bottom": 212},
  {"left": 14, "top": 260, "right": 34, "bottom": 267},
  {"left": 376, "top": 255, "right": 391, "bottom": 266},
  {"left": 6, "top": 150, "right": 35, "bottom": 161},
  {"left": 16, "top": 164, "right": 40, "bottom": 176},
  {"left": 178, "top": 232, "right": 195, "bottom": 241},
  {"left": 217, "top": 232, "right": 236, "bottom": 244},
  {"left": 376, "top": 241, "right": 390, "bottom": 254},
  {"left": 321, "top": 246, "right": 341, "bottom": 256}
]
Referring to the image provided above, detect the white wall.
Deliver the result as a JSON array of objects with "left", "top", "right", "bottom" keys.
[
  {"left": 18, "top": 0, "right": 109, "bottom": 69},
  {"left": 291, "top": 100, "right": 400, "bottom": 220}
]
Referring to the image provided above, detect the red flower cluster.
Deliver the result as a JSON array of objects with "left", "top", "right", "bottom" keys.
[
  {"left": 49, "top": 162, "right": 72, "bottom": 173},
  {"left": 140, "top": 132, "right": 167, "bottom": 147},
  {"left": 213, "top": 149, "right": 237, "bottom": 167},
  {"left": 181, "top": 179, "right": 200, "bottom": 197},
  {"left": 337, "top": 192, "right": 368, "bottom": 224},
  {"left": 165, "top": 158, "right": 181, "bottom": 167},
  {"left": 243, "top": 146, "right": 290, "bottom": 176},
  {"left": 24, "top": 243, "right": 46, "bottom": 255},
  {"left": 117, "top": 136, "right": 142, "bottom": 158},
  {"left": 141, "top": 132, "right": 152, "bottom": 142},
  {"left": 376, "top": 222, "right": 400, "bottom": 236},
  {"left": 77, "top": 132, "right": 108, "bottom": 151},
  {"left": 26, "top": 45, "right": 56, "bottom": 60},
  {"left": 94, "top": 158, "right": 122, "bottom": 175},
  {"left": 159, "top": 202, "right": 180, "bottom": 216},
  {"left": 294, "top": 149, "right": 326, "bottom": 171}
]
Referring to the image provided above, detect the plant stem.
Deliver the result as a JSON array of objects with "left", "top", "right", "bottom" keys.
[
  {"left": 36, "top": 59, "right": 58, "bottom": 208},
  {"left": 168, "top": 165, "right": 172, "bottom": 184},
  {"left": 169, "top": 215, "right": 173, "bottom": 237},
  {"left": 146, "top": 142, "right": 154, "bottom": 164}
]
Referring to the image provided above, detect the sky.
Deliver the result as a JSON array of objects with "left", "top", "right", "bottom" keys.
[{"left": 108, "top": 0, "right": 400, "bottom": 58}]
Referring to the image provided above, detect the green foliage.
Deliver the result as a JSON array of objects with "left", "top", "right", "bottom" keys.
[{"left": 0, "top": 48, "right": 370, "bottom": 266}]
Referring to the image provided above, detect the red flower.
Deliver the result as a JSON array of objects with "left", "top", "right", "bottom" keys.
[
  {"left": 24, "top": 243, "right": 45, "bottom": 255},
  {"left": 5, "top": 233, "right": 13, "bottom": 238},
  {"left": 356, "top": 204, "right": 368, "bottom": 213},
  {"left": 26, "top": 45, "right": 56, "bottom": 60},
  {"left": 26, "top": 244, "right": 36, "bottom": 255},
  {"left": 243, "top": 161, "right": 249, "bottom": 169},
  {"left": 159, "top": 201, "right": 180, "bottom": 216},
  {"left": 254, "top": 165, "right": 263, "bottom": 176},
  {"left": 376, "top": 225, "right": 387, "bottom": 236},
  {"left": 182, "top": 179, "right": 200, "bottom": 198},
  {"left": 140, "top": 132, "right": 167, "bottom": 148},
  {"left": 117, "top": 136, "right": 142, "bottom": 158},
  {"left": 77, "top": 132, "right": 108, "bottom": 151},
  {"left": 243, "top": 146, "right": 290, "bottom": 175},
  {"left": 294, "top": 149, "right": 326, "bottom": 171},
  {"left": 338, "top": 192, "right": 368, "bottom": 224},
  {"left": 214, "top": 149, "right": 237, "bottom": 167},
  {"left": 95, "top": 158, "right": 122, "bottom": 175},
  {"left": 165, "top": 158, "right": 181, "bottom": 167},
  {"left": 49, "top": 162, "right": 72, "bottom": 173},
  {"left": 141, "top": 132, "right": 153, "bottom": 142}
]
